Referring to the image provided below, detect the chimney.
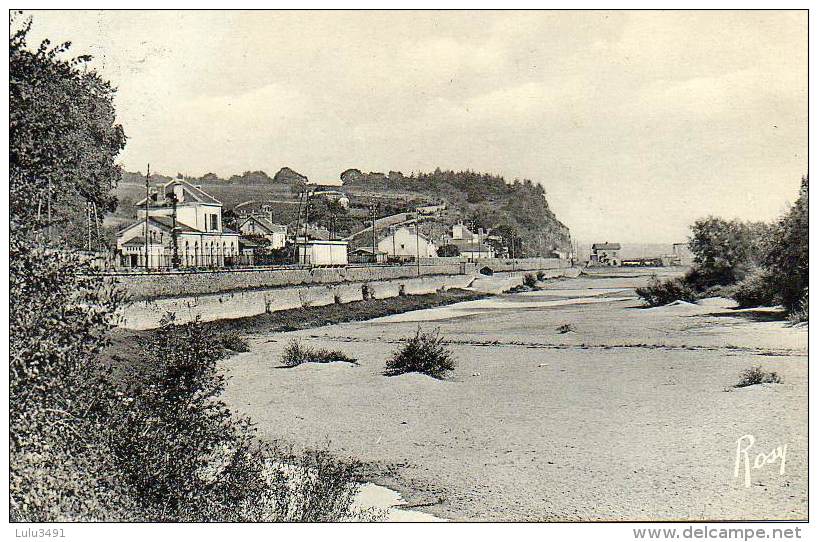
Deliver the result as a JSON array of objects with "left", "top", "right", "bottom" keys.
[{"left": 174, "top": 184, "right": 185, "bottom": 203}]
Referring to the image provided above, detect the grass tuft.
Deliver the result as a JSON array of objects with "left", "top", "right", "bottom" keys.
[
  {"left": 280, "top": 339, "right": 357, "bottom": 367},
  {"left": 734, "top": 366, "right": 781, "bottom": 388}
]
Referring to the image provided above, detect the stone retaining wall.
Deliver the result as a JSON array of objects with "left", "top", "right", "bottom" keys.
[
  {"left": 108, "top": 263, "right": 473, "bottom": 301},
  {"left": 119, "top": 273, "right": 477, "bottom": 330}
]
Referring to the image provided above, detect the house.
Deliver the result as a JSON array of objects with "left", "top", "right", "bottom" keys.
[
  {"left": 237, "top": 215, "right": 287, "bottom": 249},
  {"left": 296, "top": 239, "right": 349, "bottom": 266},
  {"left": 443, "top": 223, "right": 495, "bottom": 259},
  {"left": 349, "top": 247, "right": 388, "bottom": 264},
  {"left": 117, "top": 179, "right": 239, "bottom": 268},
  {"left": 589, "top": 242, "right": 621, "bottom": 266},
  {"left": 443, "top": 238, "right": 495, "bottom": 259},
  {"left": 377, "top": 226, "right": 437, "bottom": 259}
]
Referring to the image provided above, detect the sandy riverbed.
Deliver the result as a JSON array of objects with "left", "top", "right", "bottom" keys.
[{"left": 220, "top": 271, "right": 807, "bottom": 521}]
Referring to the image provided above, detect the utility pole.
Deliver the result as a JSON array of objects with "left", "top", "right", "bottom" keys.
[
  {"left": 144, "top": 164, "right": 150, "bottom": 270},
  {"left": 169, "top": 191, "right": 179, "bottom": 268},
  {"left": 294, "top": 190, "right": 304, "bottom": 264},
  {"left": 371, "top": 204, "right": 377, "bottom": 260},
  {"left": 415, "top": 212, "right": 421, "bottom": 276}
]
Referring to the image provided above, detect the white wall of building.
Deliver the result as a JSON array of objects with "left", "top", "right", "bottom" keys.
[{"left": 378, "top": 226, "right": 437, "bottom": 257}]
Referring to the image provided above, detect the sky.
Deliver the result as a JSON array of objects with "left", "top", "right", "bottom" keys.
[{"left": 26, "top": 10, "right": 807, "bottom": 243}]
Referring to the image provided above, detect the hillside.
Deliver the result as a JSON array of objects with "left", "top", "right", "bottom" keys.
[{"left": 341, "top": 168, "right": 572, "bottom": 257}]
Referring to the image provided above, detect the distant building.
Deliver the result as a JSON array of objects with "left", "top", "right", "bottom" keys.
[
  {"left": 377, "top": 226, "right": 437, "bottom": 259},
  {"left": 590, "top": 242, "right": 621, "bottom": 266},
  {"left": 117, "top": 179, "right": 239, "bottom": 268},
  {"left": 672, "top": 242, "right": 695, "bottom": 266},
  {"left": 349, "top": 247, "right": 388, "bottom": 264},
  {"left": 237, "top": 215, "right": 287, "bottom": 249},
  {"left": 296, "top": 239, "right": 348, "bottom": 266},
  {"left": 443, "top": 223, "right": 495, "bottom": 259}
]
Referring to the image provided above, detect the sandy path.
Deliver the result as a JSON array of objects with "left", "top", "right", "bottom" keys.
[{"left": 220, "top": 274, "right": 807, "bottom": 521}]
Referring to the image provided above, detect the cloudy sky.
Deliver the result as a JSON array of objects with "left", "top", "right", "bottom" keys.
[{"left": 28, "top": 10, "right": 806, "bottom": 243}]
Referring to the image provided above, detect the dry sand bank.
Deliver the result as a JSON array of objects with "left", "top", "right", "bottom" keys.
[{"left": 220, "top": 272, "right": 807, "bottom": 521}]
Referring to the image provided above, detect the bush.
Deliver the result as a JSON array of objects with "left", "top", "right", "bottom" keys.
[
  {"left": 217, "top": 330, "right": 251, "bottom": 353},
  {"left": 635, "top": 276, "right": 698, "bottom": 307},
  {"left": 788, "top": 290, "right": 808, "bottom": 325},
  {"left": 728, "top": 267, "right": 778, "bottom": 308},
  {"left": 523, "top": 273, "right": 537, "bottom": 288},
  {"left": 384, "top": 327, "right": 456, "bottom": 379},
  {"left": 536, "top": 271, "right": 546, "bottom": 281},
  {"left": 280, "top": 339, "right": 357, "bottom": 367},
  {"left": 556, "top": 323, "right": 575, "bottom": 334},
  {"left": 269, "top": 445, "right": 375, "bottom": 522},
  {"left": 734, "top": 366, "right": 781, "bottom": 388}
]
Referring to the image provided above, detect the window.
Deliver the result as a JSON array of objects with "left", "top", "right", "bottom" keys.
[{"left": 210, "top": 214, "right": 219, "bottom": 231}]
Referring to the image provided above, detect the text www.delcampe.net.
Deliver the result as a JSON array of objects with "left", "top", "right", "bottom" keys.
[{"left": 633, "top": 526, "right": 803, "bottom": 540}]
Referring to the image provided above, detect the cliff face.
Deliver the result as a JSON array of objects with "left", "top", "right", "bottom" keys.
[{"left": 342, "top": 168, "right": 572, "bottom": 257}]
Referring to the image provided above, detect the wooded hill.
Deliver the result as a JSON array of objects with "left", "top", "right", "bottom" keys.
[{"left": 341, "top": 168, "right": 572, "bottom": 257}]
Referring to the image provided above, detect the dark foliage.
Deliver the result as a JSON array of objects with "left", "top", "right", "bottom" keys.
[
  {"left": 384, "top": 327, "right": 456, "bottom": 379},
  {"left": 763, "top": 176, "right": 808, "bottom": 311},
  {"left": 10, "top": 13, "right": 126, "bottom": 245},
  {"left": 437, "top": 244, "right": 460, "bottom": 257},
  {"left": 523, "top": 273, "right": 538, "bottom": 288},
  {"left": 728, "top": 267, "right": 778, "bottom": 308},
  {"left": 635, "top": 276, "right": 698, "bottom": 307}
]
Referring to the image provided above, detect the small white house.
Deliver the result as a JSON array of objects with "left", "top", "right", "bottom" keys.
[
  {"left": 377, "top": 226, "right": 437, "bottom": 258},
  {"left": 237, "top": 215, "right": 287, "bottom": 249},
  {"left": 296, "top": 240, "right": 349, "bottom": 266}
]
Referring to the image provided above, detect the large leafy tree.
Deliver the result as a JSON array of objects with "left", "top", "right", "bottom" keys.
[
  {"left": 10, "top": 12, "right": 126, "bottom": 243},
  {"left": 764, "top": 176, "right": 809, "bottom": 310},
  {"left": 687, "top": 217, "right": 756, "bottom": 287},
  {"left": 9, "top": 14, "right": 132, "bottom": 519}
]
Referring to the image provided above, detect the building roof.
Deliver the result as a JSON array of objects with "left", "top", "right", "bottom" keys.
[
  {"left": 117, "top": 215, "right": 201, "bottom": 236},
  {"left": 135, "top": 179, "right": 222, "bottom": 207},
  {"left": 592, "top": 242, "right": 621, "bottom": 250},
  {"left": 239, "top": 215, "right": 287, "bottom": 234},
  {"left": 445, "top": 238, "right": 493, "bottom": 252}
]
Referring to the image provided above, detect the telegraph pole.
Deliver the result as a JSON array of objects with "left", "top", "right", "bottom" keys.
[
  {"left": 144, "top": 164, "right": 150, "bottom": 270},
  {"left": 370, "top": 204, "right": 377, "bottom": 259},
  {"left": 415, "top": 212, "right": 421, "bottom": 276},
  {"left": 169, "top": 191, "right": 179, "bottom": 268}
]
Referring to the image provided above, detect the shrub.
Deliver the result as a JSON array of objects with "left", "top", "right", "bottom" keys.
[
  {"left": 536, "top": 271, "right": 546, "bottom": 281},
  {"left": 384, "top": 327, "right": 456, "bottom": 379},
  {"left": 523, "top": 273, "right": 537, "bottom": 288},
  {"left": 269, "top": 445, "right": 373, "bottom": 522},
  {"left": 280, "top": 339, "right": 357, "bottom": 367},
  {"left": 734, "top": 366, "right": 781, "bottom": 388},
  {"left": 635, "top": 276, "right": 698, "bottom": 307},
  {"left": 788, "top": 290, "right": 808, "bottom": 325},
  {"left": 217, "top": 330, "right": 251, "bottom": 353},
  {"left": 556, "top": 323, "right": 575, "bottom": 334},
  {"left": 728, "top": 267, "right": 778, "bottom": 308}
]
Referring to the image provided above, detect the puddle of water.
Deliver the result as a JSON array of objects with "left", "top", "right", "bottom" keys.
[{"left": 353, "top": 483, "right": 446, "bottom": 522}]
